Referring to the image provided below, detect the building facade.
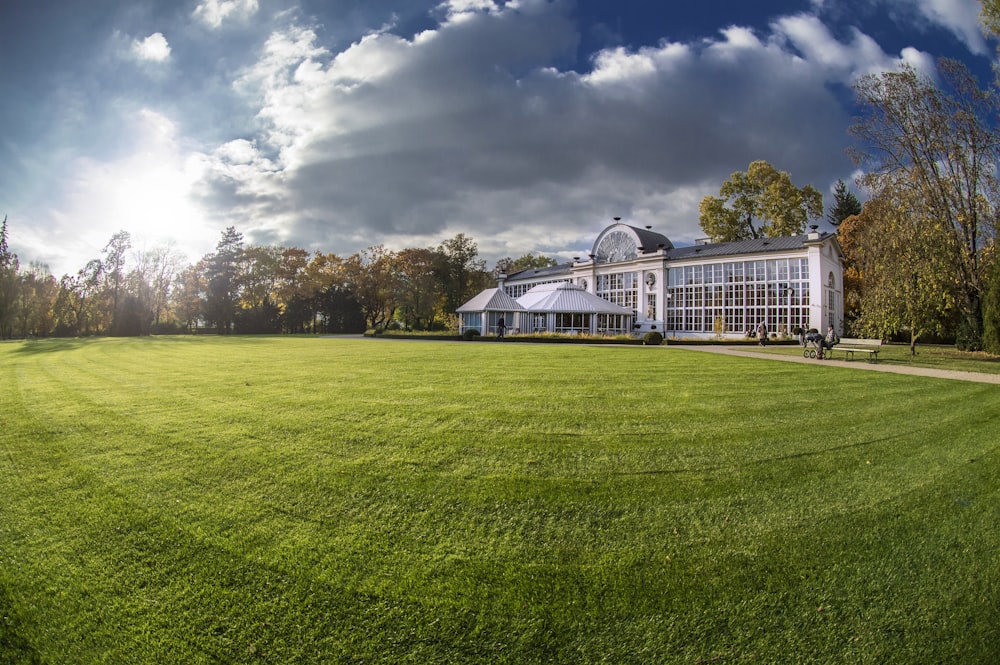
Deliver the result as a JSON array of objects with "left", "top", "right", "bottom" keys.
[{"left": 462, "top": 221, "right": 844, "bottom": 340}]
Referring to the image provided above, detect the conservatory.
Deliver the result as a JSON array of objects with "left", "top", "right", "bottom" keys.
[{"left": 458, "top": 220, "right": 844, "bottom": 340}]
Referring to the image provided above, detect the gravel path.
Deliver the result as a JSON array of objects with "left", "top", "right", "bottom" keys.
[{"left": 669, "top": 345, "right": 1000, "bottom": 384}]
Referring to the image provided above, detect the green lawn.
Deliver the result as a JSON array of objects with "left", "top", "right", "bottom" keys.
[{"left": 2, "top": 336, "right": 998, "bottom": 664}]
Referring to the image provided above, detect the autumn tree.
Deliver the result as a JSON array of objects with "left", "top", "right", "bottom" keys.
[
  {"left": 827, "top": 179, "right": 863, "bottom": 227},
  {"left": 16, "top": 263, "right": 58, "bottom": 337},
  {"left": 396, "top": 247, "right": 442, "bottom": 330},
  {"left": 236, "top": 245, "right": 283, "bottom": 333},
  {"left": 848, "top": 188, "right": 959, "bottom": 354},
  {"left": 172, "top": 263, "right": 207, "bottom": 333},
  {"left": 850, "top": 59, "right": 1000, "bottom": 350},
  {"left": 342, "top": 245, "right": 399, "bottom": 331},
  {"left": 698, "top": 160, "right": 824, "bottom": 242}
]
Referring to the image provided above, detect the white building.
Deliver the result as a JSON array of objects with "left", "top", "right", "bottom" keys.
[{"left": 459, "top": 221, "right": 844, "bottom": 340}]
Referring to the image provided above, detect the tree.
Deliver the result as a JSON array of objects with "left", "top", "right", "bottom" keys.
[
  {"left": 849, "top": 59, "right": 1000, "bottom": 350},
  {"left": 236, "top": 245, "right": 283, "bottom": 333},
  {"left": 203, "top": 227, "right": 244, "bottom": 334},
  {"left": 172, "top": 263, "right": 207, "bottom": 333},
  {"left": 982, "top": 250, "right": 1000, "bottom": 354},
  {"left": 396, "top": 247, "right": 442, "bottom": 331},
  {"left": 698, "top": 160, "right": 824, "bottom": 242},
  {"left": 55, "top": 259, "right": 104, "bottom": 336},
  {"left": 849, "top": 188, "right": 959, "bottom": 354},
  {"left": 982, "top": 1, "right": 1000, "bottom": 46},
  {"left": 17, "top": 263, "right": 58, "bottom": 337},
  {"left": 835, "top": 211, "right": 866, "bottom": 335},
  {"left": 135, "top": 243, "right": 185, "bottom": 332},
  {"left": 503, "top": 253, "right": 558, "bottom": 273},
  {"left": 435, "top": 233, "right": 489, "bottom": 315},
  {"left": 102, "top": 231, "right": 132, "bottom": 334},
  {"left": 342, "top": 245, "right": 399, "bottom": 331},
  {"left": 317, "top": 284, "right": 366, "bottom": 334},
  {"left": 0, "top": 215, "right": 20, "bottom": 339},
  {"left": 827, "top": 179, "right": 863, "bottom": 227}
]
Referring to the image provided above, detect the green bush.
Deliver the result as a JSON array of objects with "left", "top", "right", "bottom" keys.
[
  {"left": 643, "top": 331, "right": 664, "bottom": 346},
  {"left": 462, "top": 329, "right": 481, "bottom": 341}
]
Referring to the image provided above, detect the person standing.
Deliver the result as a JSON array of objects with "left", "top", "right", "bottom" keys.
[
  {"left": 496, "top": 315, "right": 506, "bottom": 342},
  {"left": 756, "top": 321, "right": 768, "bottom": 347}
]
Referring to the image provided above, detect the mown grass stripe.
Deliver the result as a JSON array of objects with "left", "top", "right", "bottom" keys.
[{"left": 1, "top": 336, "right": 998, "bottom": 663}]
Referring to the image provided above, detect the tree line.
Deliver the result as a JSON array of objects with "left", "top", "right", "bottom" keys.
[{"left": 0, "top": 217, "right": 561, "bottom": 339}]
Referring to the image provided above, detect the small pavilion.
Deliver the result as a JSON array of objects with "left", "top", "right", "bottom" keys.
[{"left": 458, "top": 282, "right": 633, "bottom": 336}]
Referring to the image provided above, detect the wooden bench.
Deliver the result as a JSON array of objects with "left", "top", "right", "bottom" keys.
[{"left": 830, "top": 337, "right": 883, "bottom": 363}]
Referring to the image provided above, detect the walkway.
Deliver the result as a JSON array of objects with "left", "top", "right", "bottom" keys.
[{"left": 669, "top": 345, "right": 1000, "bottom": 385}]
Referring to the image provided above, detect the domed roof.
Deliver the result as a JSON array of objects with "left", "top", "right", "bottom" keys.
[{"left": 592, "top": 222, "right": 673, "bottom": 263}]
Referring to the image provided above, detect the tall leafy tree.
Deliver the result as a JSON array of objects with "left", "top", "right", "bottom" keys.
[
  {"left": 435, "top": 233, "right": 489, "bottom": 314},
  {"left": 102, "top": 230, "right": 132, "bottom": 334},
  {"left": 172, "top": 262, "right": 208, "bottom": 333},
  {"left": 396, "top": 247, "right": 442, "bottom": 331},
  {"left": 827, "top": 179, "right": 863, "bottom": 227},
  {"left": 342, "top": 245, "right": 399, "bottom": 331},
  {"left": 849, "top": 59, "right": 1000, "bottom": 350},
  {"left": 698, "top": 160, "right": 824, "bottom": 242},
  {"left": 203, "top": 227, "right": 244, "bottom": 334},
  {"left": 982, "top": 252, "right": 1000, "bottom": 354},
  {"left": 849, "top": 188, "right": 959, "bottom": 354},
  {"left": 18, "top": 263, "right": 58, "bottom": 337},
  {"left": 0, "top": 215, "right": 20, "bottom": 339}
]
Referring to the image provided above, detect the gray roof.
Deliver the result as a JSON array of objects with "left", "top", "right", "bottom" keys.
[
  {"left": 505, "top": 262, "right": 573, "bottom": 282},
  {"left": 665, "top": 233, "right": 832, "bottom": 261},
  {"left": 516, "top": 282, "right": 633, "bottom": 314},
  {"left": 456, "top": 288, "right": 526, "bottom": 312},
  {"left": 628, "top": 224, "right": 674, "bottom": 252},
  {"left": 500, "top": 233, "right": 837, "bottom": 288}
]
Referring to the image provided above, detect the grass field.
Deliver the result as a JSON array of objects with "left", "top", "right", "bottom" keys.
[{"left": 2, "top": 336, "right": 999, "bottom": 664}]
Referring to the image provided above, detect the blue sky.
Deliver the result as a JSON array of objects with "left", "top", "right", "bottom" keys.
[{"left": 0, "top": 0, "right": 995, "bottom": 276}]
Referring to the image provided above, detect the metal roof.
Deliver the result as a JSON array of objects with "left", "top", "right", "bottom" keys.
[
  {"left": 665, "top": 233, "right": 832, "bottom": 261},
  {"left": 456, "top": 288, "right": 526, "bottom": 312},
  {"left": 499, "top": 233, "right": 839, "bottom": 286},
  {"left": 628, "top": 224, "right": 674, "bottom": 252},
  {"left": 516, "top": 282, "right": 633, "bottom": 314},
  {"left": 505, "top": 262, "right": 573, "bottom": 281}
]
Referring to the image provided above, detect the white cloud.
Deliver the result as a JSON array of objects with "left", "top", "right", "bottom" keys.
[
  {"left": 909, "top": 0, "right": 988, "bottom": 55},
  {"left": 771, "top": 14, "right": 936, "bottom": 82},
  {"left": 193, "top": 0, "right": 259, "bottom": 29},
  {"left": 193, "top": 2, "right": 870, "bottom": 261},
  {"left": 132, "top": 32, "right": 171, "bottom": 62}
]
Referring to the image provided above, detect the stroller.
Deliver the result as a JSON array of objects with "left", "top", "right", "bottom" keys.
[{"left": 802, "top": 329, "right": 826, "bottom": 359}]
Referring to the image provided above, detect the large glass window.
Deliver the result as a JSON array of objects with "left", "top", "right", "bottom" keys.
[
  {"left": 597, "top": 271, "right": 639, "bottom": 314},
  {"left": 663, "top": 257, "right": 811, "bottom": 335},
  {"left": 554, "top": 312, "right": 591, "bottom": 333}
]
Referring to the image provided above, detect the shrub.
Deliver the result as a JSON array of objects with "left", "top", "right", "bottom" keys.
[
  {"left": 643, "top": 331, "right": 664, "bottom": 346},
  {"left": 462, "top": 329, "right": 481, "bottom": 341}
]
